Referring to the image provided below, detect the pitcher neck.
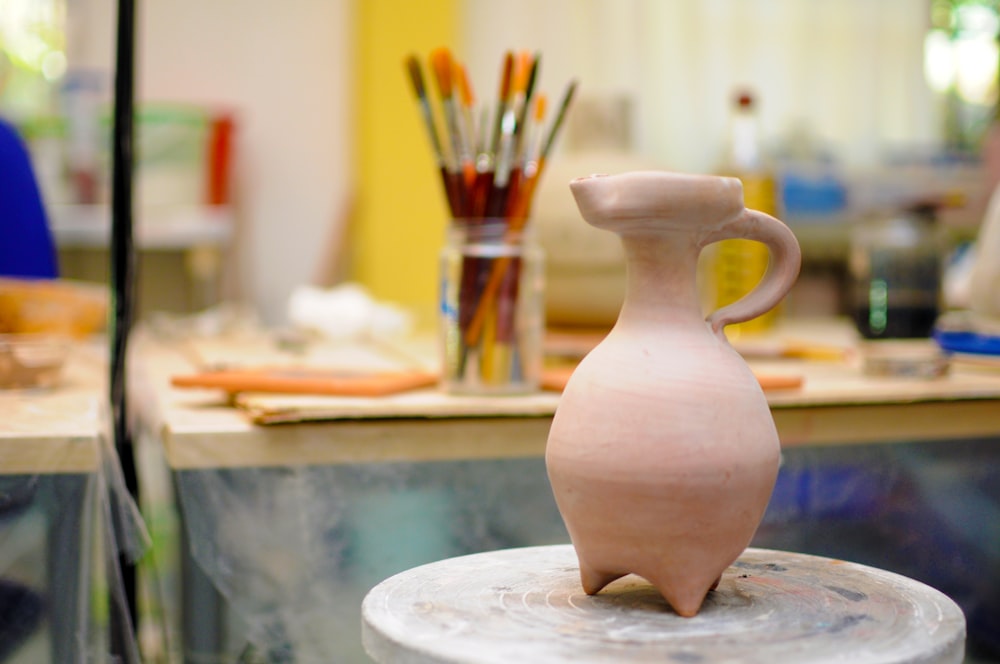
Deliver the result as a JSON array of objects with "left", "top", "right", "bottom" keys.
[{"left": 617, "top": 231, "right": 705, "bottom": 327}]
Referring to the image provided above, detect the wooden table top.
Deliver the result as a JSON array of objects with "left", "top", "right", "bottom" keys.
[
  {"left": 130, "top": 318, "right": 1000, "bottom": 470},
  {"left": 361, "top": 544, "right": 965, "bottom": 664},
  {"left": 0, "top": 341, "right": 105, "bottom": 473}
]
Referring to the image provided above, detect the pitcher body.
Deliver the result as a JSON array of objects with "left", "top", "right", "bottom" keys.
[{"left": 545, "top": 171, "right": 801, "bottom": 617}]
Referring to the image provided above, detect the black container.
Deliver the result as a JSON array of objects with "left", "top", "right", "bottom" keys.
[{"left": 849, "top": 204, "right": 943, "bottom": 339}]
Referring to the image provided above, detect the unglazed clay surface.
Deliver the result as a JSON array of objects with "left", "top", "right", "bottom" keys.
[{"left": 545, "top": 170, "right": 801, "bottom": 617}]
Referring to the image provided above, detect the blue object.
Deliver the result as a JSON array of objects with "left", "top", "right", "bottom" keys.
[
  {"left": 0, "top": 117, "right": 58, "bottom": 279},
  {"left": 779, "top": 171, "right": 848, "bottom": 218},
  {"left": 934, "top": 327, "right": 1000, "bottom": 356}
]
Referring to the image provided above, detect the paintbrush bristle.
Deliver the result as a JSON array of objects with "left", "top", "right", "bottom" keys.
[
  {"left": 523, "top": 53, "right": 540, "bottom": 101},
  {"left": 513, "top": 51, "right": 531, "bottom": 95},
  {"left": 534, "top": 94, "right": 547, "bottom": 122},
  {"left": 541, "top": 78, "right": 578, "bottom": 160},
  {"left": 430, "top": 48, "right": 454, "bottom": 98},
  {"left": 405, "top": 54, "right": 426, "bottom": 99},
  {"left": 457, "top": 64, "right": 475, "bottom": 108},
  {"left": 498, "top": 51, "right": 514, "bottom": 103}
]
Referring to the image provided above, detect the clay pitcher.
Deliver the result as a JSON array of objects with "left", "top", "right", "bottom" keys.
[{"left": 545, "top": 170, "right": 801, "bottom": 617}]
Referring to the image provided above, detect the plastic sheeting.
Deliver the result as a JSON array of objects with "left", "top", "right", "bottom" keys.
[
  {"left": 757, "top": 437, "right": 1000, "bottom": 661},
  {"left": 0, "top": 354, "right": 148, "bottom": 663},
  {"left": 166, "top": 458, "right": 564, "bottom": 662},
  {"left": 140, "top": 435, "right": 1000, "bottom": 662}
]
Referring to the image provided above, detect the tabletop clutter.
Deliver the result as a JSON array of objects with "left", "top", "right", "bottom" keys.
[{"left": 0, "top": 277, "right": 108, "bottom": 389}]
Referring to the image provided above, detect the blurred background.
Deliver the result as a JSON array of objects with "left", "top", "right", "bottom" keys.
[{"left": 2, "top": 0, "right": 998, "bottom": 328}]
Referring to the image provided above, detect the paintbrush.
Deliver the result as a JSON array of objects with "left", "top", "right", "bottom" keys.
[
  {"left": 467, "top": 52, "right": 514, "bottom": 218},
  {"left": 481, "top": 55, "right": 536, "bottom": 372},
  {"left": 485, "top": 52, "right": 532, "bottom": 217},
  {"left": 476, "top": 105, "right": 490, "bottom": 159},
  {"left": 464, "top": 78, "right": 578, "bottom": 349},
  {"left": 431, "top": 48, "right": 472, "bottom": 215},
  {"left": 405, "top": 53, "right": 462, "bottom": 216},
  {"left": 488, "top": 52, "right": 515, "bottom": 164},
  {"left": 508, "top": 78, "right": 577, "bottom": 220},
  {"left": 484, "top": 110, "right": 517, "bottom": 217},
  {"left": 455, "top": 62, "right": 478, "bottom": 190},
  {"left": 511, "top": 54, "right": 540, "bottom": 167},
  {"left": 540, "top": 79, "right": 577, "bottom": 165},
  {"left": 504, "top": 52, "right": 541, "bottom": 218},
  {"left": 525, "top": 94, "right": 548, "bottom": 176}
]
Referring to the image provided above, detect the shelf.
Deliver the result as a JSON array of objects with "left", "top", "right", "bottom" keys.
[{"left": 50, "top": 204, "right": 235, "bottom": 251}]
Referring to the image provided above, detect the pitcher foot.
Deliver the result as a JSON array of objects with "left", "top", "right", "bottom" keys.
[{"left": 579, "top": 563, "right": 626, "bottom": 595}]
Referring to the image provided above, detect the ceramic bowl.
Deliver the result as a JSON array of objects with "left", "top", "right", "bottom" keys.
[{"left": 0, "top": 334, "right": 72, "bottom": 390}]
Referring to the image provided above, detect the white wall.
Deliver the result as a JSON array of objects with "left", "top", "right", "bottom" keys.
[
  {"left": 461, "top": 0, "right": 936, "bottom": 173},
  {"left": 68, "top": 0, "right": 353, "bottom": 324}
]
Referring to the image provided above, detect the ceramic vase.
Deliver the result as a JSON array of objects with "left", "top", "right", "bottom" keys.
[{"left": 545, "top": 170, "right": 801, "bottom": 617}]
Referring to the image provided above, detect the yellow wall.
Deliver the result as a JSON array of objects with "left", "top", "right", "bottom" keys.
[{"left": 352, "top": 0, "right": 458, "bottom": 322}]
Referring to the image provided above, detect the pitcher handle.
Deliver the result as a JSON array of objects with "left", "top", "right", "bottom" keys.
[{"left": 702, "top": 208, "right": 802, "bottom": 335}]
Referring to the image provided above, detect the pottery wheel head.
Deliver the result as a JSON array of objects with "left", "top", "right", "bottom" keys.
[{"left": 569, "top": 170, "right": 745, "bottom": 233}]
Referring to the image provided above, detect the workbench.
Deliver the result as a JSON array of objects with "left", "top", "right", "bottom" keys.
[
  {"left": 129, "top": 318, "right": 1000, "bottom": 662},
  {"left": 0, "top": 344, "right": 112, "bottom": 662}
]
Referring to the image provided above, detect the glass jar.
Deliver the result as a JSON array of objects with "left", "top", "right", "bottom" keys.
[
  {"left": 439, "top": 218, "right": 545, "bottom": 394},
  {"left": 849, "top": 204, "right": 943, "bottom": 339}
]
